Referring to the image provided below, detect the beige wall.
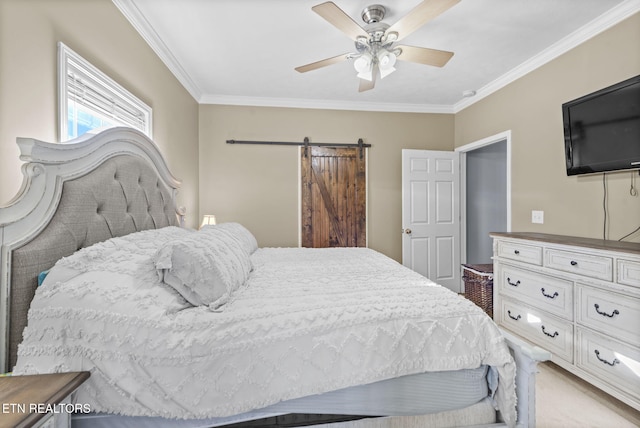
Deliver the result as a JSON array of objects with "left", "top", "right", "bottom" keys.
[
  {"left": 455, "top": 13, "right": 640, "bottom": 242},
  {"left": 199, "top": 105, "right": 454, "bottom": 261},
  {"left": 0, "top": 0, "right": 199, "bottom": 227}
]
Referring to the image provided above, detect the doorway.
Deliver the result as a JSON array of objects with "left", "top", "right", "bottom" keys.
[
  {"left": 401, "top": 132, "right": 510, "bottom": 292},
  {"left": 300, "top": 146, "right": 367, "bottom": 248},
  {"left": 457, "top": 131, "right": 511, "bottom": 266}
]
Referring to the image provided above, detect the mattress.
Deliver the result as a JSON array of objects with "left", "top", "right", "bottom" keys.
[
  {"left": 71, "top": 366, "right": 491, "bottom": 428},
  {"left": 13, "top": 227, "right": 516, "bottom": 425}
]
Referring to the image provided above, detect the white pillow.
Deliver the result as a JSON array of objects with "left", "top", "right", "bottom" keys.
[
  {"left": 154, "top": 230, "right": 252, "bottom": 309},
  {"left": 201, "top": 222, "right": 258, "bottom": 254}
]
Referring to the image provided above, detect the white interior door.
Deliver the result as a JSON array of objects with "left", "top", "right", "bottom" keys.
[{"left": 402, "top": 149, "right": 461, "bottom": 292}]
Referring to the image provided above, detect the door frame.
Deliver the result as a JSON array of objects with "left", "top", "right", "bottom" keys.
[
  {"left": 455, "top": 130, "right": 512, "bottom": 270},
  {"left": 297, "top": 146, "right": 369, "bottom": 247}
]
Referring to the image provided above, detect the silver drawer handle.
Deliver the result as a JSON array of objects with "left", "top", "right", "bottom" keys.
[
  {"left": 594, "top": 304, "right": 620, "bottom": 318},
  {"left": 540, "top": 288, "right": 559, "bottom": 299},
  {"left": 541, "top": 325, "right": 559, "bottom": 338},
  {"left": 594, "top": 350, "right": 620, "bottom": 367}
]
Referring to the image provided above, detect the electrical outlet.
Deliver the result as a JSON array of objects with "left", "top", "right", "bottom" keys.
[{"left": 532, "top": 210, "right": 544, "bottom": 224}]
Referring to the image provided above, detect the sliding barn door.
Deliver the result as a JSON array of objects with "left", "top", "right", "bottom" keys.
[{"left": 301, "top": 147, "right": 366, "bottom": 248}]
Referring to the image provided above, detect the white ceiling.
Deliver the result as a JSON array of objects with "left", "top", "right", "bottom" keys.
[{"left": 114, "top": 0, "right": 639, "bottom": 113}]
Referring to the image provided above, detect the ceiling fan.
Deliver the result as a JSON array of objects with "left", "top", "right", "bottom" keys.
[{"left": 295, "top": 0, "right": 460, "bottom": 92}]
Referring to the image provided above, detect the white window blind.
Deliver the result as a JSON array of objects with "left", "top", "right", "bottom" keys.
[{"left": 58, "top": 42, "right": 152, "bottom": 141}]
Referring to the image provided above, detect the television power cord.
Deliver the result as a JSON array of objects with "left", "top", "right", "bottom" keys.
[{"left": 617, "top": 171, "right": 640, "bottom": 241}]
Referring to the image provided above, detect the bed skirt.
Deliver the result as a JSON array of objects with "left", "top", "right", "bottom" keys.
[{"left": 71, "top": 366, "right": 492, "bottom": 428}]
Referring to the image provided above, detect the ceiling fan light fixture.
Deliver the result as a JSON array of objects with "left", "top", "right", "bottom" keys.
[
  {"left": 298, "top": 1, "right": 459, "bottom": 91},
  {"left": 353, "top": 52, "right": 373, "bottom": 73},
  {"left": 377, "top": 49, "right": 397, "bottom": 79},
  {"left": 385, "top": 31, "right": 399, "bottom": 43},
  {"left": 378, "top": 49, "right": 396, "bottom": 68}
]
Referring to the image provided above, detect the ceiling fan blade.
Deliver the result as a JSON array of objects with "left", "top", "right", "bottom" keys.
[
  {"left": 395, "top": 45, "right": 454, "bottom": 67},
  {"left": 295, "top": 53, "right": 350, "bottom": 73},
  {"left": 359, "top": 78, "right": 375, "bottom": 92},
  {"left": 358, "top": 65, "right": 377, "bottom": 92},
  {"left": 387, "top": 0, "right": 460, "bottom": 42},
  {"left": 312, "top": 1, "right": 369, "bottom": 41}
]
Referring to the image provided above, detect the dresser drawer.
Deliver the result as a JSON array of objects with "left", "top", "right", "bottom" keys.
[
  {"left": 577, "top": 328, "right": 640, "bottom": 401},
  {"left": 545, "top": 249, "right": 613, "bottom": 281},
  {"left": 499, "top": 299, "right": 573, "bottom": 362},
  {"left": 618, "top": 259, "right": 640, "bottom": 289},
  {"left": 498, "top": 265, "right": 573, "bottom": 319},
  {"left": 496, "top": 240, "right": 542, "bottom": 265},
  {"left": 577, "top": 284, "right": 640, "bottom": 344}
]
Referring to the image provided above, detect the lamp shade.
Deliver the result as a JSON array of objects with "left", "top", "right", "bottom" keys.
[
  {"left": 354, "top": 53, "right": 374, "bottom": 81},
  {"left": 353, "top": 53, "right": 372, "bottom": 73},
  {"left": 200, "top": 214, "right": 217, "bottom": 229}
]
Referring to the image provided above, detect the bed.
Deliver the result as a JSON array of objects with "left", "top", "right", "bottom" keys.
[{"left": 0, "top": 127, "right": 549, "bottom": 428}]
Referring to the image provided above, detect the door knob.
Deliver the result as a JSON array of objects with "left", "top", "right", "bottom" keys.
[{"left": 404, "top": 228, "right": 412, "bottom": 234}]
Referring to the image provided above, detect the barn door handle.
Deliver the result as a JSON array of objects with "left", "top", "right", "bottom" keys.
[{"left": 404, "top": 228, "right": 412, "bottom": 235}]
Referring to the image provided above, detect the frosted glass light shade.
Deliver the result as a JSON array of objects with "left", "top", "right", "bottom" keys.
[{"left": 378, "top": 50, "right": 397, "bottom": 79}]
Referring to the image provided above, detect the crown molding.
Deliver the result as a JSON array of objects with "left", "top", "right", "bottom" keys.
[
  {"left": 453, "top": 0, "right": 640, "bottom": 113},
  {"left": 199, "top": 94, "right": 455, "bottom": 114},
  {"left": 112, "top": 0, "right": 202, "bottom": 101}
]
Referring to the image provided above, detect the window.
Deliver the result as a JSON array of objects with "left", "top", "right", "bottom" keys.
[{"left": 58, "top": 42, "right": 152, "bottom": 142}]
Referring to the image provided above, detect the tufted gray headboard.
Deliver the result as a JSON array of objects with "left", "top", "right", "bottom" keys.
[{"left": 0, "top": 128, "right": 184, "bottom": 371}]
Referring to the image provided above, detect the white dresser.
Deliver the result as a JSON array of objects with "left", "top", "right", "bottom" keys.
[{"left": 491, "top": 232, "right": 640, "bottom": 411}]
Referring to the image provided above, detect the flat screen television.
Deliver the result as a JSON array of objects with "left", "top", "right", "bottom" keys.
[{"left": 562, "top": 74, "right": 640, "bottom": 176}]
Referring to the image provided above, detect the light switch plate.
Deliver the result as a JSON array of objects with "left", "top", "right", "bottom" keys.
[{"left": 532, "top": 210, "right": 544, "bottom": 224}]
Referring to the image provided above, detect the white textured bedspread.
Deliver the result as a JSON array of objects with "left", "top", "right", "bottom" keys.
[{"left": 14, "top": 227, "right": 516, "bottom": 426}]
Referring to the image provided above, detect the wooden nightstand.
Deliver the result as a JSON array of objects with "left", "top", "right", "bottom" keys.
[{"left": 0, "top": 371, "right": 90, "bottom": 428}]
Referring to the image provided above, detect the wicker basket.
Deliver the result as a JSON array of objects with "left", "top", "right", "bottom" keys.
[{"left": 462, "top": 264, "right": 494, "bottom": 318}]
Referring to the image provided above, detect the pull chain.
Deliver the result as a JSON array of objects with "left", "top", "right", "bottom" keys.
[{"left": 631, "top": 171, "right": 638, "bottom": 197}]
